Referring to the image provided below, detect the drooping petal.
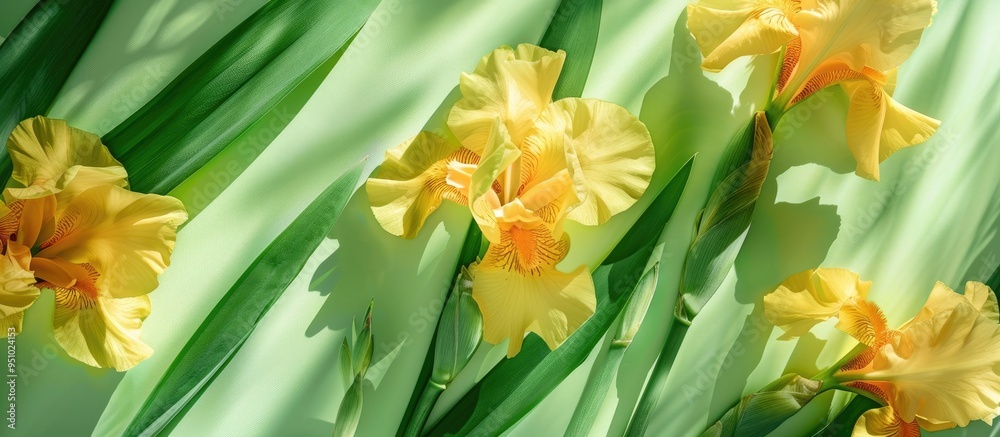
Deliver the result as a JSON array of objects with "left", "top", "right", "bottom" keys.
[
  {"left": 844, "top": 302, "right": 1000, "bottom": 427},
  {"left": 792, "top": 0, "right": 937, "bottom": 75},
  {"left": 528, "top": 98, "right": 655, "bottom": 226},
  {"left": 842, "top": 74, "right": 940, "bottom": 181},
  {"left": 6, "top": 116, "right": 126, "bottom": 199},
  {"left": 853, "top": 406, "right": 921, "bottom": 437},
  {"left": 52, "top": 285, "right": 153, "bottom": 371},
  {"left": 687, "top": 0, "right": 800, "bottom": 71},
  {"left": 836, "top": 297, "right": 888, "bottom": 347},
  {"left": 35, "top": 185, "right": 187, "bottom": 298},
  {"left": 0, "top": 241, "right": 39, "bottom": 332},
  {"left": 448, "top": 44, "right": 565, "bottom": 151},
  {"left": 764, "top": 268, "right": 872, "bottom": 339},
  {"left": 366, "top": 132, "right": 479, "bottom": 238},
  {"left": 471, "top": 225, "right": 595, "bottom": 357}
]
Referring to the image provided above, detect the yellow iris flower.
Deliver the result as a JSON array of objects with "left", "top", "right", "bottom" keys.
[
  {"left": 687, "top": 0, "right": 941, "bottom": 180},
  {"left": 0, "top": 117, "right": 187, "bottom": 371},
  {"left": 367, "top": 44, "right": 655, "bottom": 357},
  {"left": 764, "top": 269, "right": 1000, "bottom": 435}
]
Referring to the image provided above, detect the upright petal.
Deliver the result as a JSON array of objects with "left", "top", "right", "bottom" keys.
[
  {"left": 854, "top": 407, "right": 921, "bottom": 437},
  {"left": 52, "top": 285, "right": 153, "bottom": 371},
  {"left": 472, "top": 225, "right": 595, "bottom": 357},
  {"left": 764, "top": 268, "right": 871, "bottom": 339},
  {"left": 35, "top": 185, "right": 187, "bottom": 298},
  {"left": 688, "top": 0, "right": 799, "bottom": 71},
  {"left": 469, "top": 120, "right": 521, "bottom": 243},
  {"left": 0, "top": 241, "right": 39, "bottom": 332},
  {"left": 529, "top": 98, "right": 655, "bottom": 226},
  {"left": 6, "top": 117, "right": 126, "bottom": 198},
  {"left": 844, "top": 302, "right": 1000, "bottom": 427},
  {"left": 366, "top": 132, "right": 478, "bottom": 238},
  {"left": 792, "top": 0, "right": 936, "bottom": 75},
  {"left": 449, "top": 44, "right": 565, "bottom": 151}
]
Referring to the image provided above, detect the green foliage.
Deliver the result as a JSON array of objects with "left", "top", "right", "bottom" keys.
[
  {"left": 0, "top": 0, "right": 114, "bottom": 181},
  {"left": 702, "top": 374, "right": 823, "bottom": 437},
  {"left": 334, "top": 303, "right": 375, "bottom": 437},
  {"left": 679, "top": 111, "right": 774, "bottom": 321},
  {"left": 102, "top": 0, "right": 379, "bottom": 194},
  {"left": 431, "top": 267, "right": 483, "bottom": 387},
  {"left": 426, "top": 158, "right": 694, "bottom": 436},
  {"left": 540, "top": 0, "right": 604, "bottom": 100},
  {"left": 810, "top": 396, "right": 881, "bottom": 437},
  {"left": 123, "top": 160, "right": 366, "bottom": 437}
]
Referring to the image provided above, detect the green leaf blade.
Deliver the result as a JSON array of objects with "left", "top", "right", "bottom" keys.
[
  {"left": 103, "top": 0, "right": 379, "bottom": 195},
  {"left": 123, "top": 160, "right": 366, "bottom": 437},
  {"left": 0, "top": 0, "right": 114, "bottom": 180}
]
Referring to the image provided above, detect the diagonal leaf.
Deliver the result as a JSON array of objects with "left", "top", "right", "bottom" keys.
[
  {"left": 123, "top": 160, "right": 367, "bottom": 437},
  {"left": 0, "top": 0, "right": 114, "bottom": 181},
  {"left": 426, "top": 158, "right": 694, "bottom": 436},
  {"left": 810, "top": 395, "right": 880, "bottom": 437},
  {"left": 102, "top": 0, "right": 379, "bottom": 195},
  {"left": 333, "top": 376, "right": 364, "bottom": 437},
  {"left": 540, "top": 0, "right": 604, "bottom": 100}
]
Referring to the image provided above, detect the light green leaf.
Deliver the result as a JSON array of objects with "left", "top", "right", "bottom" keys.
[
  {"left": 679, "top": 111, "right": 774, "bottom": 321},
  {"left": 123, "top": 160, "right": 366, "bottom": 436},
  {"left": 615, "top": 263, "right": 660, "bottom": 345},
  {"left": 0, "top": 0, "right": 113, "bottom": 181},
  {"left": 339, "top": 339, "right": 353, "bottom": 390},
  {"left": 426, "top": 158, "right": 694, "bottom": 436},
  {"left": 102, "top": 0, "right": 379, "bottom": 194},
  {"left": 431, "top": 267, "right": 483, "bottom": 387},
  {"left": 701, "top": 374, "right": 822, "bottom": 437},
  {"left": 353, "top": 301, "right": 375, "bottom": 379},
  {"left": 333, "top": 377, "right": 364, "bottom": 437}
]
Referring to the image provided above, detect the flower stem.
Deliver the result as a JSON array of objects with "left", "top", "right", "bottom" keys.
[
  {"left": 624, "top": 318, "right": 689, "bottom": 437},
  {"left": 564, "top": 343, "right": 628, "bottom": 436},
  {"left": 402, "top": 380, "right": 446, "bottom": 437}
]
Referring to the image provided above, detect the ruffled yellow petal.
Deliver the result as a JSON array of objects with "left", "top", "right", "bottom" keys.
[
  {"left": 366, "top": 132, "right": 479, "bottom": 238},
  {"left": 842, "top": 302, "right": 1000, "bottom": 427},
  {"left": 528, "top": 98, "right": 655, "bottom": 226},
  {"left": 687, "top": 0, "right": 800, "bottom": 71},
  {"left": 471, "top": 224, "right": 595, "bottom": 357},
  {"left": 52, "top": 286, "right": 153, "bottom": 371},
  {"left": 6, "top": 117, "right": 126, "bottom": 199},
  {"left": 448, "top": 44, "right": 565, "bottom": 152},
  {"left": 853, "top": 406, "right": 921, "bottom": 437},
  {"left": 764, "top": 268, "right": 871, "bottom": 339},
  {"left": 35, "top": 185, "right": 187, "bottom": 298},
  {"left": 901, "top": 281, "right": 998, "bottom": 330},
  {"left": 792, "top": 0, "right": 937, "bottom": 75},
  {"left": 842, "top": 77, "right": 939, "bottom": 181},
  {"left": 0, "top": 241, "right": 39, "bottom": 332}
]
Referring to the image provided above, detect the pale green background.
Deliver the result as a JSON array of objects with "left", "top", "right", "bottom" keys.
[{"left": 1, "top": 0, "right": 998, "bottom": 436}]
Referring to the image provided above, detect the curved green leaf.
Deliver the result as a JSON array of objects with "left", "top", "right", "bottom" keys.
[
  {"left": 123, "top": 160, "right": 366, "bottom": 437},
  {"left": 701, "top": 374, "right": 822, "bottom": 437},
  {"left": 103, "top": 0, "right": 379, "bottom": 194}
]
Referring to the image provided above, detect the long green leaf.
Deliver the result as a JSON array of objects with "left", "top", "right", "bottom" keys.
[
  {"left": 810, "top": 396, "right": 881, "bottom": 437},
  {"left": 678, "top": 111, "right": 774, "bottom": 321},
  {"left": 123, "top": 160, "right": 366, "bottom": 436},
  {"left": 0, "top": 0, "right": 114, "bottom": 180},
  {"left": 102, "top": 0, "right": 379, "bottom": 195},
  {"left": 427, "top": 158, "right": 694, "bottom": 436}
]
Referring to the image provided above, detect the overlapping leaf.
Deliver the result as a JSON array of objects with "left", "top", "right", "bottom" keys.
[
  {"left": 102, "top": 0, "right": 379, "bottom": 194},
  {"left": 123, "top": 160, "right": 366, "bottom": 436}
]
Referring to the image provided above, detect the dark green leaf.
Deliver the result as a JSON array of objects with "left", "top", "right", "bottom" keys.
[
  {"left": 123, "top": 160, "right": 366, "bottom": 436},
  {"left": 702, "top": 374, "right": 822, "bottom": 437},
  {"left": 540, "top": 0, "right": 603, "bottom": 100},
  {"left": 0, "top": 0, "right": 114, "bottom": 181},
  {"left": 810, "top": 395, "right": 881, "bottom": 437},
  {"left": 426, "top": 158, "right": 694, "bottom": 436},
  {"left": 103, "top": 0, "right": 379, "bottom": 194},
  {"left": 678, "top": 111, "right": 773, "bottom": 321}
]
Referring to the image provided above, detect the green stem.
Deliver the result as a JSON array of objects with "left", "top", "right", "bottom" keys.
[
  {"left": 624, "top": 318, "right": 689, "bottom": 437},
  {"left": 403, "top": 381, "right": 446, "bottom": 437},
  {"left": 565, "top": 344, "right": 628, "bottom": 436}
]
